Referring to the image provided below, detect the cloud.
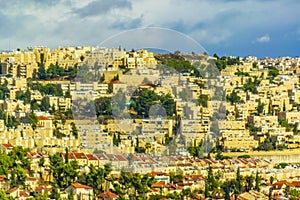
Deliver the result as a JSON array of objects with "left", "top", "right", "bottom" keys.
[
  {"left": 74, "top": 0, "right": 132, "bottom": 17},
  {"left": 256, "top": 34, "right": 271, "bottom": 43},
  {"left": 0, "top": 0, "right": 299, "bottom": 57},
  {"left": 110, "top": 16, "right": 143, "bottom": 30}
]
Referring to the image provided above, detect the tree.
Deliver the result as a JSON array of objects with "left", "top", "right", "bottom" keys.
[
  {"left": 268, "top": 67, "right": 279, "bottom": 78},
  {"left": 235, "top": 167, "right": 242, "bottom": 193},
  {"left": 242, "top": 77, "right": 260, "bottom": 93},
  {"left": 38, "top": 156, "right": 45, "bottom": 182},
  {"left": 280, "top": 120, "right": 291, "bottom": 132},
  {"left": 16, "top": 89, "right": 31, "bottom": 104},
  {"left": 49, "top": 184, "right": 60, "bottom": 200},
  {"left": 197, "top": 94, "right": 209, "bottom": 107},
  {"left": 204, "top": 181, "right": 209, "bottom": 198},
  {"left": 206, "top": 165, "right": 217, "bottom": 193},
  {"left": 0, "top": 152, "right": 13, "bottom": 176},
  {"left": 95, "top": 97, "right": 112, "bottom": 116},
  {"left": 78, "top": 164, "right": 112, "bottom": 195},
  {"left": 215, "top": 151, "right": 231, "bottom": 160},
  {"left": 255, "top": 171, "right": 260, "bottom": 192},
  {"left": 28, "top": 112, "right": 39, "bottom": 130},
  {"left": 222, "top": 182, "right": 231, "bottom": 200},
  {"left": 31, "top": 99, "right": 40, "bottom": 111},
  {"left": 181, "top": 188, "right": 191, "bottom": 200},
  {"left": 293, "top": 122, "right": 299, "bottom": 134},
  {"left": 10, "top": 165, "right": 27, "bottom": 188},
  {"left": 130, "top": 89, "right": 158, "bottom": 118},
  {"left": 8, "top": 146, "right": 30, "bottom": 169},
  {"left": 112, "top": 171, "right": 155, "bottom": 199},
  {"left": 71, "top": 122, "right": 78, "bottom": 139},
  {"left": 0, "top": 190, "right": 10, "bottom": 200},
  {"left": 169, "top": 172, "right": 183, "bottom": 184},
  {"left": 227, "top": 91, "right": 241, "bottom": 104},
  {"left": 257, "top": 103, "right": 265, "bottom": 115},
  {"left": 113, "top": 133, "right": 118, "bottom": 146},
  {"left": 187, "top": 142, "right": 202, "bottom": 158},
  {"left": 40, "top": 97, "right": 50, "bottom": 111},
  {"left": 245, "top": 175, "right": 254, "bottom": 192},
  {"left": 130, "top": 89, "right": 176, "bottom": 118},
  {"left": 38, "top": 63, "right": 47, "bottom": 80},
  {"left": 160, "top": 93, "right": 176, "bottom": 116},
  {"left": 50, "top": 153, "right": 65, "bottom": 187},
  {"left": 64, "top": 161, "right": 79, "bottom": 186}
]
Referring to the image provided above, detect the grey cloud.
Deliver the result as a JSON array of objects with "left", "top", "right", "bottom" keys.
[
  {"left": 110, "top": 16, "right": 143, "bottom": 30},
  {"left": 0, "top": 11, "right": 36, "bottom": 39},
  {"left": 74, "top": 0, "right": 132, "bottom": 17},
  {"left": 30, "top": 0, "right": 61, "bottom": 6}
]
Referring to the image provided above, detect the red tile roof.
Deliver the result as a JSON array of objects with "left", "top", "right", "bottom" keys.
[
  {"left": 73, "top": 153, "right": 87, "bottom": 159},
  {"left": 150, "top": 172, "right": 169, "bottom": 177},
  {"left": 6, "top": 187, "right": 18, "bottom": 194},
  {"left": 71, "top": 183, "right": 93, "bottom": 189},
  {"left": 152, "top": 181, "right": 166, "bottom": 188},
  {"left": 107, "top": 154, "right": 127, "bottom": 161},
  {"left": 35, "top": 185, "right": 52, "bottom": 192},
  {"left": 61, "top": 153, "right": 75, "bottom": 160},
  {"left": 1, "top": 143, "right": 14, "bottom": 150},
  {"left": 86, "top": 154, "right": 99, "bottom": 160},
  {"left": 94, "top": 154, "right": 109, "bottom": 160},
  {"left": 38, "top": 116, "right": 51, "bottom": 120},
  {"left": 0, "top": 175, "right": 6, "bottom": 182},
  {"left": 97, "top": 190, "right": 118, "bottom": 199},
  {"left": 19, "top": 190, "right": 30, "bottom": 197},
  {"left": 291, "top": 181, "right": 300, "bottom": 187}
]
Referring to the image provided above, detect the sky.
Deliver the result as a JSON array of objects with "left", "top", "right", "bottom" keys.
[{"left": 0, "top": 0, "right": 300, "bottom": 58}]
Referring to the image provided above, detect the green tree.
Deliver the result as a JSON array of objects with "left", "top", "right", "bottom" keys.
[
  {"left": 268, "top": 67, "right": 279, "bottom": 77},
  {"left": 181, "top": 188, "right": 191, "bottom": 200},
  {"left": 170, "top": 172, "right": 183, "bottom": 183},
  {"left": 8, "top": 146, "right": 30, "bottom": 169},
  {"left": 28, "top": 112, "right": 39, "bottom": 130},
  {"left": 197, "top": 94, "right": 209, "bottom": 107},
  {"left": 130, "top": 89, "right": 158, "bottom": 118},
  {"left": 10, "top": 165, "right": 27, "bottom": 188},
  {"left": 255, "top": 171, "right": 260, "bottom": 192},
  {"left": 16, "top": 89, "right": 31, "bottom": 104},
  {"left": 64, "top": 161, "right": 79, "bottom": 186},
  {"left": 280, "top": 120, "right": 291, "bottom": 132},
  {"left": 257, "top": 103, "right": 265, "bottom": 115},
  {"left": 0, "top": 190, "right": 10, "bottom": 200},
  {"left": 71, "top": 122, "right": 78, "bottom": 139},
  {"left": 160, "top": 93, "right": 176, "bottom": 116},
  {"left": 222, "top": 182, "right": 231, "bottom": 200},
  {"left": 38, "top": 63, "right": 47, "bottom": 80},
  {"left": 49, "top": 184, "right": 61, "bottom": 200},
  {"left": 227, "top": 91, "right": 241, "bottom": 104},
  {"left": 95, "top": 97, "right": 112, "bottom": 116},
  {"left": 204, "top": 181, "right": 209, "bottom": 198},
  {"left": 40, "top": 97, "right": 50, "bottom": 111},
  {"left": 78, "top": 164, "right": 112, "bottom": 195},
  {"left": 113, "top": 133, "right": 118, "bottom": 146},
  {"left": 0, "top": 152, "right": 13, "bottom": 176},
  {"left": 293, "top": 122, "right": 299, "bottom": 134},
  {"left": 206, "top": 165, "right": 217, "bottom": 193},
  {"left": 245, "top": 175, "right": 254, "bottom": 192},
  {"left": 50, "top": 153, "right": 65, "bottom": 187},
  {"left": 235, "top": 167, "right": 242, "bottom": 193}
]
